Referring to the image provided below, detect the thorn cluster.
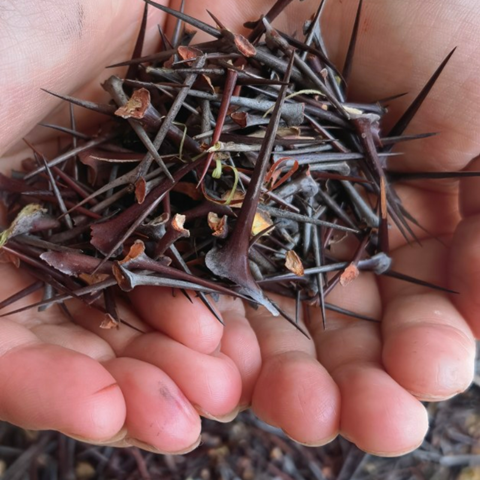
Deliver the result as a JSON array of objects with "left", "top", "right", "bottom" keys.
[{"left": 0, "top": 0, "right": 472, "bottom": 334}]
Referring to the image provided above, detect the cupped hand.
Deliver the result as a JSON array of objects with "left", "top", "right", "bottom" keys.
[{"left": 1, "top": 0, "right": 480, "bottom": 457}]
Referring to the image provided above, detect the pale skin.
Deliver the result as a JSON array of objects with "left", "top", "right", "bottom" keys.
[{"left": 0, "top": 0, "right": 480, "bottom": 457}]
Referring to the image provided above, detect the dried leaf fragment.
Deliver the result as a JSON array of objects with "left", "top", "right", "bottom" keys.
[
  {"left": 79, "top": 273, "right": 111, "bottom": 285},
  {"left": 171, "top": 214, "right": 189, "bottom": 236},
  {"left": 285, "top": 250, "right": 304, "bottom": 276},
  {"left": 252, "top": 210, "right": 273, "bottom": 237},
  {"left": 135, "top": 177, "right": 147, "bottom": 204},
  {"left": 0, "top": 204, "right": 49, "bottom": 248},
  {"left": 207, "top": 212, "right": 228, "bottom": 238},
  {"left": 115, "top": 88, "right": 151, "bottom": 120},
  {"left": 119, "top": 240, "right": 146, "bottom": 265},
  {"left": 177, "top": 45, "right": 203, "bottom": 61},
  {"left": 222, "top": 29, "right": 257, "bottom": 57},
  {"left": 340, "top": 263, "right": 360, "bottom": 286},
  {"left": 220, "top": 190, "right": 244, "bottom": 208},
  {"left": 0, "top": 249, "right": 21, "bottom": 267},
  {"left": 100, "top": 314, "right": 120, "bottom": 329}
]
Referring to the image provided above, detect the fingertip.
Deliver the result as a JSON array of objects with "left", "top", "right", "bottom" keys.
[
  {"left": 104, "top": 358, "right": 201, "bottom": 453},
  {"left": 450, "top": 216, "right": 480, "bottom": 338},
  {"left": 124, "top": 334, "right": 243, "bottom": 418},
  {"left": 0, "top": 344, "right": 126, "bottom": 441},
  {"left": 252, "top": 352, "right": 340, "bottom": 446},
  {"left": 383, "top": 324, "right": 475, "bottom": 400},
  {"left": 335, "top": 364, "right": 429, "bottom": 456}
]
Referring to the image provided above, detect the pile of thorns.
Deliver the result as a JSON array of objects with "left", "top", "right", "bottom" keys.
[{"left": 0, "top": 0, "right": 471, "bottom": 334}]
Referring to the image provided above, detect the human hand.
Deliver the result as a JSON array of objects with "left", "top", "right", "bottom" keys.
[{"left": 1, "top": 0, "right": 480, "bottom": 458}]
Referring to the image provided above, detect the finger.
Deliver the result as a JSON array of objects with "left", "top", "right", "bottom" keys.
[
  {"left": 129, "top": 287, "right": 224, "bottom": 354},
  {"left": 450, "top": 154, "right": 480, "bottom": 337},
  {"left": 59, "top": 288, "right": 243, "bottom": 419},
  {"left": 31, "top": 321, "right": 116, "bottom": 361},
  {"left": 123, "top": 331, "right": 242, "bottom": 420},
  {"left": 64, "top": 297, "right": 150, "bottom": 355},
  {"left": 246, "top": 295, "right": 341, "bottom": 446},
  {"left": 313, "top": 272, "right": 429, "bottom": 455},
  {"left": 380, "top": 239, "right": 476, "bottom": 400},
  {"left": 0, "top": 319, "right": 126, "bottom": 441},
  {"left": 217, "top": 296, "right": 262, "bottom": 407},
  {"left": 103, "top": 357, "right": 201, "bottom": 454},
  {"left": 0, "top": 263, "right": 118, "bottom": 361}
]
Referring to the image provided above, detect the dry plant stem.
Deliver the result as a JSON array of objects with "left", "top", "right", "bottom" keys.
[
  {"left": 205, "top": 53, "right": 296, "bottom": 315},
  {"left": 300, "top": 0, "right": 326, "bottom": 60},
  {"left": 24, "top": 132, "right": 117, "bottom": 180},
  {"left": 102, "top": 76, "right": 173, "bottom": 180},
  {"left": 199, "top": 69, "right": 238, "bottom": 183},
  {"left": 246, "top": 0, "right": 296, "bottom": 43},
  {"left": 139, "top": 55, "right": 206, "bottom": 178}
]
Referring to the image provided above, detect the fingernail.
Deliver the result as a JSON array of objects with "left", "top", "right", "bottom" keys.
[
  {"left": 282, "top": 429, "right": 338, "bottom": 447},
  {"left": 363, "top": 438, "right": 424, "bottom": 457},
  {"left": 194, "top": 404, "right": 240, "bottom": 423},
  {"left": 410, "top": 384, "right": 472, "bottom": 402},
  {"left": 126, "top": 434, "right": 202, "bottom": 455},
  {"left": 339, "top": 431, "right": 424, "bottom": 457},
  {"left": 66, "top": 427, "right": 127, "bottom": 445}
]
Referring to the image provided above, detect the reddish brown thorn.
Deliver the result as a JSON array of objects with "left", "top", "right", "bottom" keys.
[
  {"left": 90, "top": 155, "right": 205, "bottom": 266},
  {"left": 342, "top": 0, "right": 363, "bottom": 86},
  {"left": 205, "top": 53, "right": 296, "bottom": 315},
  {"left": 386, "top": 48, "right": 456, "bottom": 141},
  {"left": 125, "top": 1, "right": 149, "bottom": 81},
  {"left": 198, "top": 69, "right": 238, "bottom": 185},
  {"left": 41, "top": 89, "right": 116, "bottom": 116},
  {"left": 0, "top": 281, "right": 43, "bottom": 312},
  {"left": 382, "top": 270, "right": 458, "bottom": 295},
  {"left": 39, "top": 123, "right": 91, "bottom": 140},
  {"left": 206, "top": 10, "right": 226, "bottom": 30},
  {"left": 246, "top": 0, "right": 295, "bottom": 43},
  {"left": 142, "top": 0, "right": 221, "bottom": 38}
]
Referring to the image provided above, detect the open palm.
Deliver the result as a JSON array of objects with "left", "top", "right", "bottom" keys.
[{"left": 1, "top": 0, "right": 479, "bottom": 456}]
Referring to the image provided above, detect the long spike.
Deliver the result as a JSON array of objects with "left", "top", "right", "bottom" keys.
[
  {"left": 268, "top": 299, "right": 311, "bottom": 339},
  {"left": 386, "top": 48, "right": 456, "bottom": 141},
  {"left": 382, "top": 270, "right": 458, "bottom": 294},
  {"left": 38, "top": 123, "right": 91, "bottom": 140},
  {"left": 0, "top": 281, "right": 44, "bottom": 311},
  {"left": 301, "top": 0, "right": 326, "bottom": 60},
  {"left": 41, "top": 89, "right": 115, "bottom": 116},
  {"left": 126, "top": 2, "right": 149, "bottom": 81},
  {"left": 326, "top": 303, "right": 379, "bottom": 323},
  {"left": 142, "top": 0, "right": 221, "bottom": 38},
  {"left": 171, "top": 0, "right": 185, "bottom": 47},
  {"left": 342, "top": 0, "right": 364, "bottom": 85}
]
